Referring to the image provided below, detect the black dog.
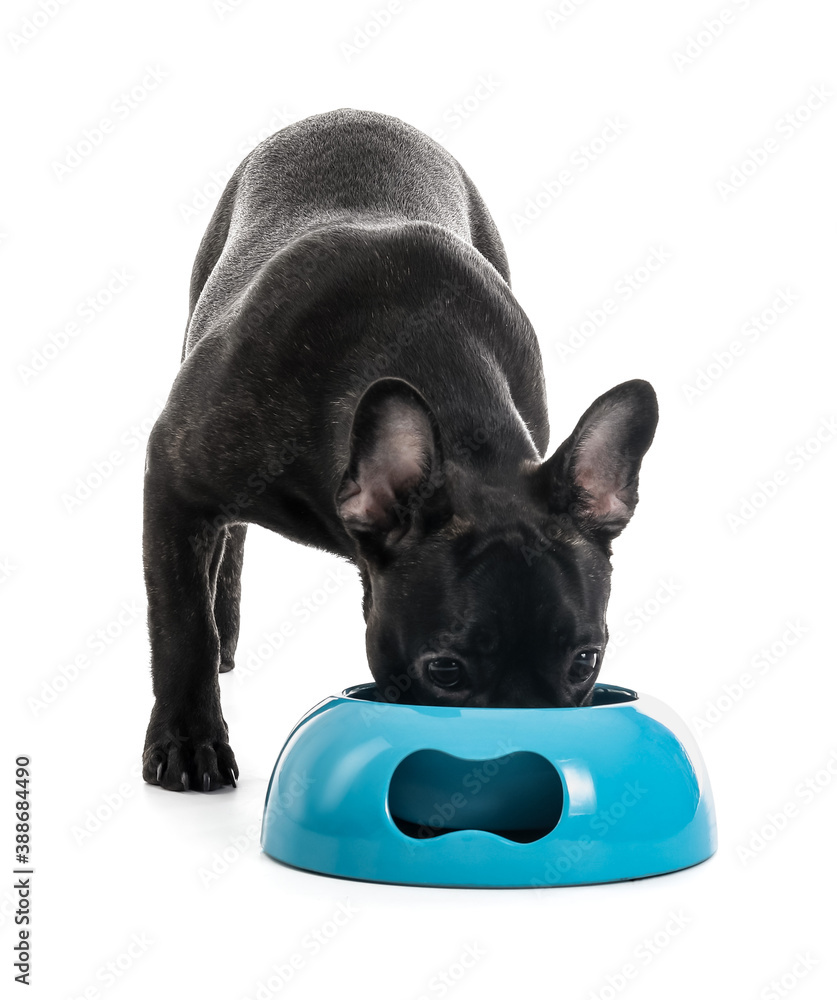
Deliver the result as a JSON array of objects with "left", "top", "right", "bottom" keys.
[{"left": 142, "top": 109, "right": 658, "bottom": 792}]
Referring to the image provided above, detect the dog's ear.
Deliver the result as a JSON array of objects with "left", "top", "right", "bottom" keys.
[
  {"left": 337, "top": 378, "right": 450, "bottom": 557},
  {"left": 542, "top": 380, "right": 658, "bottom": 546}
]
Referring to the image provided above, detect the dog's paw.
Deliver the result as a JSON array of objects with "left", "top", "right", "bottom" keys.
[{"left": 143, "top": 724, "right": 239, "bottom": 792}]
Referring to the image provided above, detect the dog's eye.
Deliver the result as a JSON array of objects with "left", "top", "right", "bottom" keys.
[
  {"left": 426, "top": 658, "right": 464, "bottom": 688},
  {"left": 569, "top": 650, "right": 599, "bottom": 682}
]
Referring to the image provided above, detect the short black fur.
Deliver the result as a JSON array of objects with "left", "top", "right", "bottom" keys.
[{"left": 141, "top": 110, "right": 658, "bottom": 791}]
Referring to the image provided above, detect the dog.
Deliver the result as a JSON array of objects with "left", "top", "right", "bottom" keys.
[{"left": 142, "top": 108, "right": 658, "bottom": 791}]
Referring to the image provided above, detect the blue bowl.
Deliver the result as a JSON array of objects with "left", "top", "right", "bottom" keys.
[{"left": 261, "top": 682, "right": 717, "bottom": 888}]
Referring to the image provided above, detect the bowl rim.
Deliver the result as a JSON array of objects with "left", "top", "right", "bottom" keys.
[{"left": 337, "top": 681, "right": 640, "bottom": 710}]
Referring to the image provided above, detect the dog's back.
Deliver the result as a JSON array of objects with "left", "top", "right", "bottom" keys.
[{"left": 184, "top": 109, "right": 508, "bottom": 357}]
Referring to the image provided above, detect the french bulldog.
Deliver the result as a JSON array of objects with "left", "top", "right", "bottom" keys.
[{"left": 142, "top": 109, "right": 658, "bottom": 791}]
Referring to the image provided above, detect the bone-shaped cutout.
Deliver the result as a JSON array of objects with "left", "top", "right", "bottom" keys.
[{"left": 388, "top": 750, "right": 564, "bottom": 843}]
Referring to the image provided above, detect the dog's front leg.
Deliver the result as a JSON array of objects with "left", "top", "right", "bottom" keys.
[{"left": 141, "top": 482, "right": 239, "bottom": 792}]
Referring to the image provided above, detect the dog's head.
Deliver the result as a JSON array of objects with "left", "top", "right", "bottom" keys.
[{"left": 337, "top": 377, "right": 658, "bottom": 707}]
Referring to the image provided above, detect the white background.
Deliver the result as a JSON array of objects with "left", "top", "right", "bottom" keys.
[{"left": 3, "top": 0, "right": 836, "bottom": 998}]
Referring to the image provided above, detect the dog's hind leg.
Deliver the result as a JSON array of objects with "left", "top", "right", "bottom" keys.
[{"left": 213, "top": 524, "right": 247, "bottom": 673}]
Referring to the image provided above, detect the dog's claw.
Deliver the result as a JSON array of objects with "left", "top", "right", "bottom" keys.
[{"left": 143, "top": 732, "right": 238, "bottom": 793}]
